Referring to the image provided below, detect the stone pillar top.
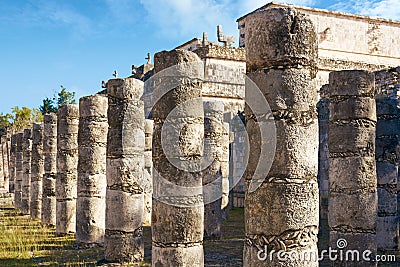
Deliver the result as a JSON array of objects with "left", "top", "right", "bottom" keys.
[
  {"left": 329, "top": 70, "right": 375, "bottom": 97},
  {"left": 244, "top": 7, "right": 317, "bottom": 71}
]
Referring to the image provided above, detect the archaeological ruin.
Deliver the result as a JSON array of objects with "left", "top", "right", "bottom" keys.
[{"left": 1, "top": 2, "right": 400, "bottom": 266}]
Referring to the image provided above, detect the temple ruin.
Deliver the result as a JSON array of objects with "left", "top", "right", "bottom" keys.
[{"left": 0, "top": 2, "right": 400, "bottom": 266}]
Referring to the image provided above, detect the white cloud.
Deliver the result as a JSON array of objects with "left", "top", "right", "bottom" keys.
[
  {"left": 139, "top": 0, "right": 238, "bottom": 39},
  {"left": 330, "top": 0, "right": 400, "bottom": 20},
  {"left": 137, "top": 0, "right": 321, "bottom": 43}
]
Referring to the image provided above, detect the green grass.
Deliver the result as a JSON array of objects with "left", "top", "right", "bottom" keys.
[{"left": 0, "top": 209, "right": 103, "bottom": 266}]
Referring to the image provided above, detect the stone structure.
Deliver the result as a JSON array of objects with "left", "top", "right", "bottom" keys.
[
  {"left": 105, "top": 78, "right": 145, "bottom": 264},
  {"left": 56, "top": 104, "right": 79, "bottom": 234},
  {"left": 221, "top": 122, "right": 230, "bottom": 215},
  {"left": 203, "top": 100, "right": 224, "bottom": 240},
  {"left": 30, "top": 123, "right": 44, "bottom": 220},
  {"left": 143, "top": 119, "right": 153, "bottom": 225},
  {"left": 374, "top": 67, "right": 400, "bottom": 251},
  {"left": 328, "top": 70, "right": 377, "bottom": 263},
  {"left": 152, "top": 49, "right": 205, "bottom": 266},
  {"left": 317, "top": 85, "right": 330, "bottom": 219},
  {"left": 244, "top": 7, "right": 319, "bottom": 266},
  {"left": 21, "top": 129, "right": 32, "bottom": 215},
  {"left": 0, "top": 137, "right": 3, "bottom": 189},
  {"left": 1, "top": 134, "right": 10, "bottom": 191},
  {"left": 76, "top": 95, "right": 108, "bottom": 245},
  {"left": 9, "top": 134, "right": 17, "bottom": 193},
  {"left": 14, "top": 133, "right": 23, "bottom": 210},
  {"left": 42, "top": 113, "right": 57, "bottom": 226},
  {"left": 237, "top": 2, "right": 400, "bottom": 88}
]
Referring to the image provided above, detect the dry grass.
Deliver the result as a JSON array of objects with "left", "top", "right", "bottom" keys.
[{"left": 0, "top": 209, "right": 103, "bottom": 266}]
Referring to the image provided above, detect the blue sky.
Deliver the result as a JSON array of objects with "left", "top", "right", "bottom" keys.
[{"left": 0, "top": 0, "right": 399, "bottom": 114}]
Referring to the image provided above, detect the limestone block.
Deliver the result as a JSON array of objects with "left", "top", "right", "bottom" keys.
[
  {"left": 376, "top": 162, "right": 398, "bottom": 185},
  {"left": 330, "top": 97, "right": 376, "bottom": 121},
  {"left": 77, "top": 173, "right": 106, "bottom": 197},
  {"left": 56, "top": 200, "right": 76, "bottom": 234},
  {"left": 77, "top": 146, "right": 107, "bottom": 174},
  {"left": 41, "top": 196, "right": 56, "bottom": 225},
  {"left": 245, "top": 182, "right": 319, "bottom": 235},
  {"left": 377, "top": 216, "right": 399, "bottom": 250},
  {"left": 152, "top": 245, "right": 204, "bottom": 266},
  {"left": 246, "top": 120, "right": 318, "bottom": 180},
  {"left": 329, "top": 156, "right": 376, "bottom": 191},
  {"left": 76, "top": 196, "right": 105, "bottom": 244},
  {"left": 377, "top": 188, "right": 397, "bottom": 214},
  {"left": 247, "top": 68, "right": 318, "bottom": 111},
  {"left": 329, "top": 70, "right": 375, "bottom": 97},
  {"left": 105, "top": 231, "right": 144, "bottom": 264},
  {"left": 105, "top": 189, "right": 143, "bottom": 232},
  {"left": 56, "top": 173, "right": 77, "bottom": 200},
  {"left": 328, "top": 123, "right": 375, "bottom": 155},
  {"left": 106, "top": 157, "right": 144, "bottom": 191},
  {"left": 328, "top": 191, "right": 377, "bottom": 230},
  {"left": 245, "top": 7, "right": 317, "bottom": 70},
  {"left": 152, "top": 199, "right": 203, "bottom": 243}
]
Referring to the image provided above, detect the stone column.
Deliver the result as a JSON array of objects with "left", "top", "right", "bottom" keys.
[
  {"left": 221, "top": 122, "right": 230, "bottom": 217},
  {"left": 56, "top": 104, "right": 79, "bottom": 234},
  {"left": 76, "top": 95, "right": 108, "bottom": 245},
  {"left": 14, "top": 133, "right": 23, "bottom": 210},
  {"left": 328, "top": 70, "right": 377, "bottom": 264},
  {"left": 143, "top": 119, "right": 153, "bottom": 225},
  {"left": 203, "top": 100, "right": 224, "bottom": 240},
  {"left": 2, "top": 134, "right": 10, "bottom": 191},
  {"left": 21, "top": 129, "right": 32, "bottom": 215},
  {"left": 317, "top": 85, "right": 330, "bottom": 220},
  {"left": 374, "top": 68, "right": 400, "bottom": 252},
  {"left": 152, "top": 49, "right": 204, "bottom": 266},
  {"left": 105, "top": 78, "right": 145, "bottom": 264},
  {"left": 9, "top": 134, "right": 17, "bottom": 193},
  {"left": 0, "top": 136, "right": 4, "bottom": 189},
  {"left": 30, "top": 123, "right": 44, "bottom": 220},
  {"left": 42, "top": 113, "right": 57, "bottom": 225},
  {"left": 244, "top": 7, "right": 319, "bottom": 266}
]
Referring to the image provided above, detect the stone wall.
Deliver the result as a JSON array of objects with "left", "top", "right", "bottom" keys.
[{"left": 237, "top": 2, "right": 400, "bottom": 88}]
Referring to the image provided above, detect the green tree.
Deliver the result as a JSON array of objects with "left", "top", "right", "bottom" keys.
[
  {"left": 10, "top": 106, "right": 43, "bottom": 132},
  {"left": 57, "top": 86, "right": 76, "bottom": 106},
  {"left": 39, "top": 97, "right": 57, "bottom": 115},
  {"left": 0, "top": 113, "right": 12, "bottom": 129}
]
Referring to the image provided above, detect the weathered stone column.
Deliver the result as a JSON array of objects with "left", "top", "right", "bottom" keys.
[
  {"left": 221, "top": 122, "right": 230, "bottom": 217},
  {"left": 203, "top": 100, "right": 224, "bottom": 240},
  {"left": 244, "top": 7, "right": 319, "bottom": 266},
  {"left": 374, "top": 68, "right": 400, "bottom": 252},
  {"left": 76, "top": 95, "right": 108, "bottom": 245},
  {"left": 152, "top": 49, "right": 204, "bottom": 266},
  {"left": 143, "top": 119, "right": 153, "bottom": 225},
  {"left": 2, "top": 134, "right": 10, "bottom": 191},
  {"left": 42, "top": 113, "right": 57, "bottom": 225},
  {"left": 30, "top": 123, "right": 44, "bottom": 220},
  {"left": 328, "top": 70, "right": 377, "bottom": 264},
  {"left": 317, "top": 85, "right": 330, "bottom": 220},
  {"left": 9, "top": 134, "right": 17, "bottom": 193},
  {"left": 105, "top": 78, "right": 145, "bottom": 264},
  {"left": 56, "top": 104, "right": 79, "bottom": 234},
  {"left": 14, "top": 133, "right": 23, "bottom": 210},
  {"left": 0, "top": 136, "right": 4, "bottom": 189},
  {"left": 21, "top": 129, "right": 32, "bottom": 215}
]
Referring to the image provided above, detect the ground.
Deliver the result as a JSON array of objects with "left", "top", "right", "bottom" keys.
[{"left": 1, "top": 198, "right": 398, "bottom": 266}]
